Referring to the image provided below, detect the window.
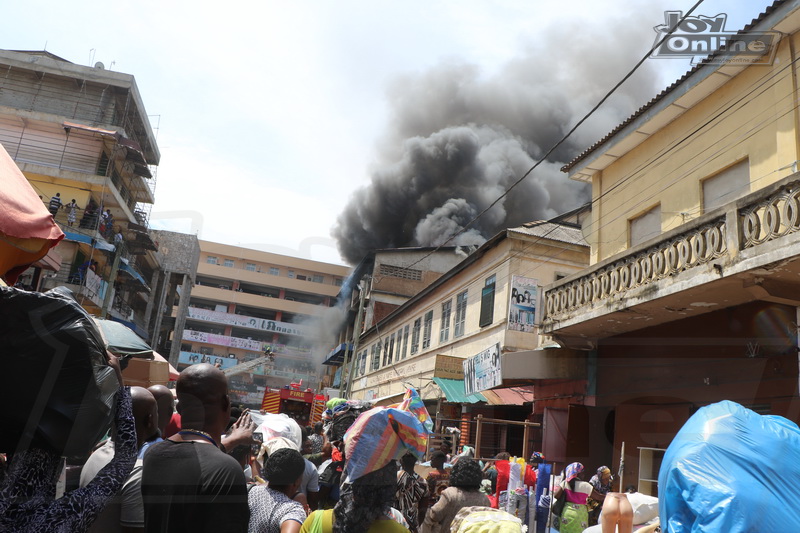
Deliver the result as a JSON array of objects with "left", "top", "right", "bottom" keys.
[
  {"left": 297, "top": 274, "right": 307, "bottom": 281},
  {"left": 312, "top": 274, "right": 324, "bottom": 283},
  {"left": 359, "top": 349, "right": 367, "bottom": 375},
  {"left": 454, "top": 290, "right": 468, "bottom": 337},
  {"left": 629, "top": 205, "right": 662, "bottom": 247},
  {"left": 288, "top": 270, "right": 295, "bottom": 279},
  {"left": 388, "top": 333, "right": 395, "bottom": 365},
  {"left": 378, "top": 263, "right": 422, "bottom": 280},
  {"left": 245, "top": 263, "right": 256, "bottom": 272},
  {"left": 440, "top": 300, "right": 452, "bottom": 343},
  {"left": 223, "top": 259, "right": 235, "bottom": 268},
  {"left": 703, "top": 160, "right": 750, "bottom": 212},
  {"left": 206, "top": 255, "right": 218, "bottom": 265},
  {"left": 269, "top": 267, "right": 280, "bottom": 276},
  {"left": 400, "top": 325, "right": 409, "bottom": 359},
  {"left": 395, "top": 328, "right": 403, "bottom": 359},
  {"left": 410, "top": 318, "right": 422, "bottom": 355},
  {"left": 479, "top": 275, "right": 496, "bottom": 328},
  {"left": 371, "top": 344, "right": 380, "bottom": 371},
  {"left": 422, "top": 310, "right": 433, "bottom": 349},
  {"left": 335, "top": 278, "right": 344, "bottom": 287}
]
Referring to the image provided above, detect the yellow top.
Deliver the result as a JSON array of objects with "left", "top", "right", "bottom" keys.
[{"left": 300, "top": 510, "right": 410, "bottom": 533}]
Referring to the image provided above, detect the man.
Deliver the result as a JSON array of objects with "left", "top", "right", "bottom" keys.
[
  {"left": 48, "top": 192, "right": 62, "bottom": 217},
  {"left": 80, "top": 386, "right": 160, "bottom": 532},
  {"left": 423, "top": 451, "right": 450, "bottom": 517},
  {"left": 299, "top": 437, "right": 320, "bottom": 510},
  {"left": 396, "top": 453, "right": 427, "bottom": 533},
  {"left": 141, "top": 363, "right": 249, "bottom": 533},
  {"left": 147, "top": 384, "right": 174, "bottom": 438},
  {"left": 248, "top": 448, "right": 307, "bottom": 533}
]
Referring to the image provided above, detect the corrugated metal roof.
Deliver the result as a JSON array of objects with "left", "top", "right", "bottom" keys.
[
  {"left": 508, "top": 221, "right": 588, "bottom": 247},
  {"left": 433, "top": 377, "right": 486, "bottom": 404},
  {"left": 482, "top": 386, "right": 535, "bottom": 406},
  {"left": 561, "top": 1, "right": 785, "bottom": 173}
]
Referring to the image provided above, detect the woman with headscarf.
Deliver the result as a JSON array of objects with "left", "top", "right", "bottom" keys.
[
  {"left": 588, "top": 465, "right": 614, "bottom": 525},
  {"left": 552, "top": 462, "right": 604, "bottom": 533}
]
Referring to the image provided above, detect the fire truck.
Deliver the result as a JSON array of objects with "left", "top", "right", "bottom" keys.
[{"left": 260, "top": 382, "right": 327, "bottom": 427}]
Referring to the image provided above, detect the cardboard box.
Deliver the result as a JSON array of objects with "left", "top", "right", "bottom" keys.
[{"left": 122, "top": 357, "right": 169, "bottom": 385}]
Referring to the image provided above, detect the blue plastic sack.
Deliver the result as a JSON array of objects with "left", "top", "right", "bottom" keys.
[{"left": 659, "top": 400, "right": 800, "bottom": 532}]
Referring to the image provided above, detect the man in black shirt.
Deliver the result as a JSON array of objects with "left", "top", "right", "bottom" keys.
[{"left": 141, "top": 364, "right": 249, "bottom": 532}]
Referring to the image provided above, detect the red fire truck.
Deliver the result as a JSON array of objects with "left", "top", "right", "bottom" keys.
[{"left": 261, "top": 385, "right": 327, "bottom": 427}]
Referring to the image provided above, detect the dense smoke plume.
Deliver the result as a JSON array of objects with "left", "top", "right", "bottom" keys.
[{"left": 333, "top": 12, "right": 666, "bottom": 265}]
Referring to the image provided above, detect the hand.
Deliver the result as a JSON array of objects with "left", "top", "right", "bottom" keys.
[
  {"left": 107, "top": 350, "right": 124, "bottom": 387},
  {"left": 321, "top": 442, "right": 332, "bottom": 458},
  {"left": 222, "top": 410, "right": 257, "bottom": 450}
]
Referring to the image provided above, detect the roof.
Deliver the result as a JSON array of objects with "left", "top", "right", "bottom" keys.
[
  {"left": 482, "top": 386, "right": 535, "bottom": 406},
  {"left": 509, "top": 221, "right": 588, "bottom": 247},
  {"left": 432, "top": 377, "right": 487, "bottom": 404},
  {"left": 561, "top": 0, "right": 786, "bottom": 174}
]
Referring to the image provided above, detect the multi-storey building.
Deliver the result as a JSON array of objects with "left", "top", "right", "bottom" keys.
[
  {"left": 541, "top": 0, "right": 800, "bottom": 492},
  {"left": 179, "top": 240, "right": 350, "bottom": 407},
  {"left": 0, "top": 49, "right": 161, "bottom": 339},
  {"left": 333, "top": 218, "right": 589, "bottom": 457}
]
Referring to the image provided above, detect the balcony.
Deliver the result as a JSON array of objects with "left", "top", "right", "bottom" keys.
[{"left": 542, "top": 173, "right": 800, "bottom": 343}]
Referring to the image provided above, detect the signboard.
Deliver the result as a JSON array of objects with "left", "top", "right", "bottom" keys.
[
  {"left": 434, "top": 354, "right": 465, "bottom": 380},
  {"left": 508, "top": 275, "right": 538, "bottom": 333},
  {"left": 187, "top": 307, "right": 308, "bottom": 337},
  {"left": 179, "top": 351, "right": 239, "bottom": 370},
  {"left": 280, "top": 388, "right": 314, "bottom": 403},
  {"left": 463, "top": 343, "right": 502, "bottom": 395}
]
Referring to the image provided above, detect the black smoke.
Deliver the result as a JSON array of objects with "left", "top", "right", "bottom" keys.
[{"left": 333, "top": 10, "right": 667, "bottom": 265}]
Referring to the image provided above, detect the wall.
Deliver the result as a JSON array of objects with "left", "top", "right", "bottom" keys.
[{"left": 589, "top": 36, "right": 800, "bottom": 264}]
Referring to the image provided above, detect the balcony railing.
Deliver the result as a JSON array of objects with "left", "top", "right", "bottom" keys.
[{"left": 542, "top": 174, "right": 800, "bottom": 328}]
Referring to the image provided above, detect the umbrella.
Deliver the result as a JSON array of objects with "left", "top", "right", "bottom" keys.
[
  {"left": 93, "top": 318, "right": 153, "bottom": 358},
  {"left": 0, "top": 143, "right": 63, "bottom": 284}
]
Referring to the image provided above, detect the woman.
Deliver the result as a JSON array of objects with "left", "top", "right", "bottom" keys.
[
  {"left": 588, "top": 465, "right": 613, "bottom": 525},
  {"left": 300, "top": 460, "right": 410, "bottom": 533},
  {"left": 553, "top": 462, "right": 605, "bottom": 533},
  {"left": 421, "top": 459, "right": 489, "bottom": 533}
]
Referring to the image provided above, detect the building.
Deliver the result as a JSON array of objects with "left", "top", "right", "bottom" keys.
[
  {"left": 541, "top": 0, "right": 800, "bottom": 492},
  {"left": 0, "top": 49, "right": 161, "bottom": 339},
  {"left": 336, "top": 218, "right": 589, "bottom": 457},
  {"left": 179, "top": 240, "right": 350, "bottom": 407}
]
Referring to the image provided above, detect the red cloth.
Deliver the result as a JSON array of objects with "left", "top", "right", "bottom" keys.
[
  {"left": 164, "top": 412, "right": 182, "bottom": 438},
  {"left": 0, "top": 143, "right": 63, "bottom": 282},
  {"left": 494, "top": 460, "right": 538, "bottom": 504}
]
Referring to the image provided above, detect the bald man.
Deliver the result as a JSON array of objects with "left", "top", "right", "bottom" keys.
[
  {"left": 80, "top": 386, "right": 160, "bottom": 533},
  {"left": 141, "top": 364, "right": 249, "bottom": 533},
  {"left": 147, "top": 384, "right": 174, "bottom": 437}
]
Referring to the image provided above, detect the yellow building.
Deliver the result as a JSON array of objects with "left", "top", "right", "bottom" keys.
[
  {"left": 181, "top": 240, "right": 350, "bottom": 407},
  {"left": 542, "top": 1, "right": 800, "bottom": 486}
]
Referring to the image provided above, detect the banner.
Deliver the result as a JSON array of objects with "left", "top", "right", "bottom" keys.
[
  {"left": 463, "top": 343, "right": 502, "bottom": 395},
  {"left": 187, "top": 307, "right": 308, "bottom": 337},
  {"left": 178, "top": 351, "right": 239, "bottom": 370},
  {"left": 508, "top": 275, "right": 538, "bottom": 333}
]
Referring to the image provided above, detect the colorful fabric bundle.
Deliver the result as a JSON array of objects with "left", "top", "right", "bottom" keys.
[
  {"left": 343, "top": 388, "right": 432, "bottom": 483},
  {"left": 392, "top": 388, "right": 434, "bottom": 433}
]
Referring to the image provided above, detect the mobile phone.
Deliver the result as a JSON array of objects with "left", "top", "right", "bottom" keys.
[{"left": 252, "top": 432, "right": 263, "bottom": 443}]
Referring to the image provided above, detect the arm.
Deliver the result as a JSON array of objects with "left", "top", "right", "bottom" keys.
[{"left": 281, "top": 520, "right": 302, "bottom": 533}]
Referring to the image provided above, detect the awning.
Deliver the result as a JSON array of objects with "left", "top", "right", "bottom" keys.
[
  {"left": 62, "top": 121, "right": 120, "bottom": 139},
  {"left": 324, "top": 342, "right": 352, "bottom": 366},
  {"left": 93, "top": 239, "right": 115, "bottom": 252},
  {"left": 432, "top": 377, "right": 486, "bottom": 404},
  {"left": 482, "top": 386, "right": 535, "bottom": 406},
  {"left": 118, "top": 260, "right": 149, "bottom": 290},
  {"left": 133, "top": 163, "right": 152, "bottom": 178},
  {"left": 94, "top": 317, "right": 152, "bottom": 357},
  {"left": 63, "top": 230, "right": 93, "bottom": 245}
]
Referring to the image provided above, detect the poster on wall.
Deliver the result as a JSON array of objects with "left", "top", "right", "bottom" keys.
[
  {"left": 463, "top": 343, "right": 501, "bottom": 395},
  {"left": 507, "top": 275, "right": 538, "bottom": 333}
]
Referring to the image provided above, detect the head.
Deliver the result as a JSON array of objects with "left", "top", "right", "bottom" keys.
[
  {"left": 597, "top": 466, "right": 612, "bottom": 484},
  {"left": 430, "top": 450, "right": 447, "bottom": 470},
  {"left": 265, "top": 448, "right": 306, "bottom": 495},
  {"left": 449, "top": 458, "right": 483, "bottom": 491},
  {"left": 439, "top": 441, "right": 452, "bottom": 455},
  {"left": 495, "top": 452, "right": 511, "bottom": 462},
  {"left": 333, "top": 460, "right": 398, "bottom": 533},
  {"left": 175, "top": 363, "right": 230, "bottom": 436},
  {"left": 301, "top": 437, "right": 312, "bottom": 455},
  {"left": 70, "top": 198, "right": 75, "bottom": 203},
  {"left": 625, "top": 484, "right": 637, "bottom": 494},
  {"left": 147, "top": 384, "right": 174, "bottom": 436},
  {"left": 565, "top": 462, "right": 585, "bottom": 484},
  {"left": 401, "top": 452, "right": 417, "bottom": 473},
  {"left": 314, "top": 421, "right": 323, "bottom": 435},
  {"left": 530, "top": 451, "right": 545, "bottom": 465},
  {"left": 130, "top": 386, "right": 159, "bottom": 448}
]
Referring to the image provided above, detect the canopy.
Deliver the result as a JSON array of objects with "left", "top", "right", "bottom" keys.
[
  {"left": 433, "top": 377, "right": 486, "bottom": 404},
  {"left": 0, "top": 143, "right": 64, "bottom": 283},
  {"left": 94, "top": 317, "right": 153, "bottom": 357}
]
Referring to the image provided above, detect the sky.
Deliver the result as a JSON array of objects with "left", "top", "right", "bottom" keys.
[{"left": 5, "top": 0, "right": 770, "bottom": 266}]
